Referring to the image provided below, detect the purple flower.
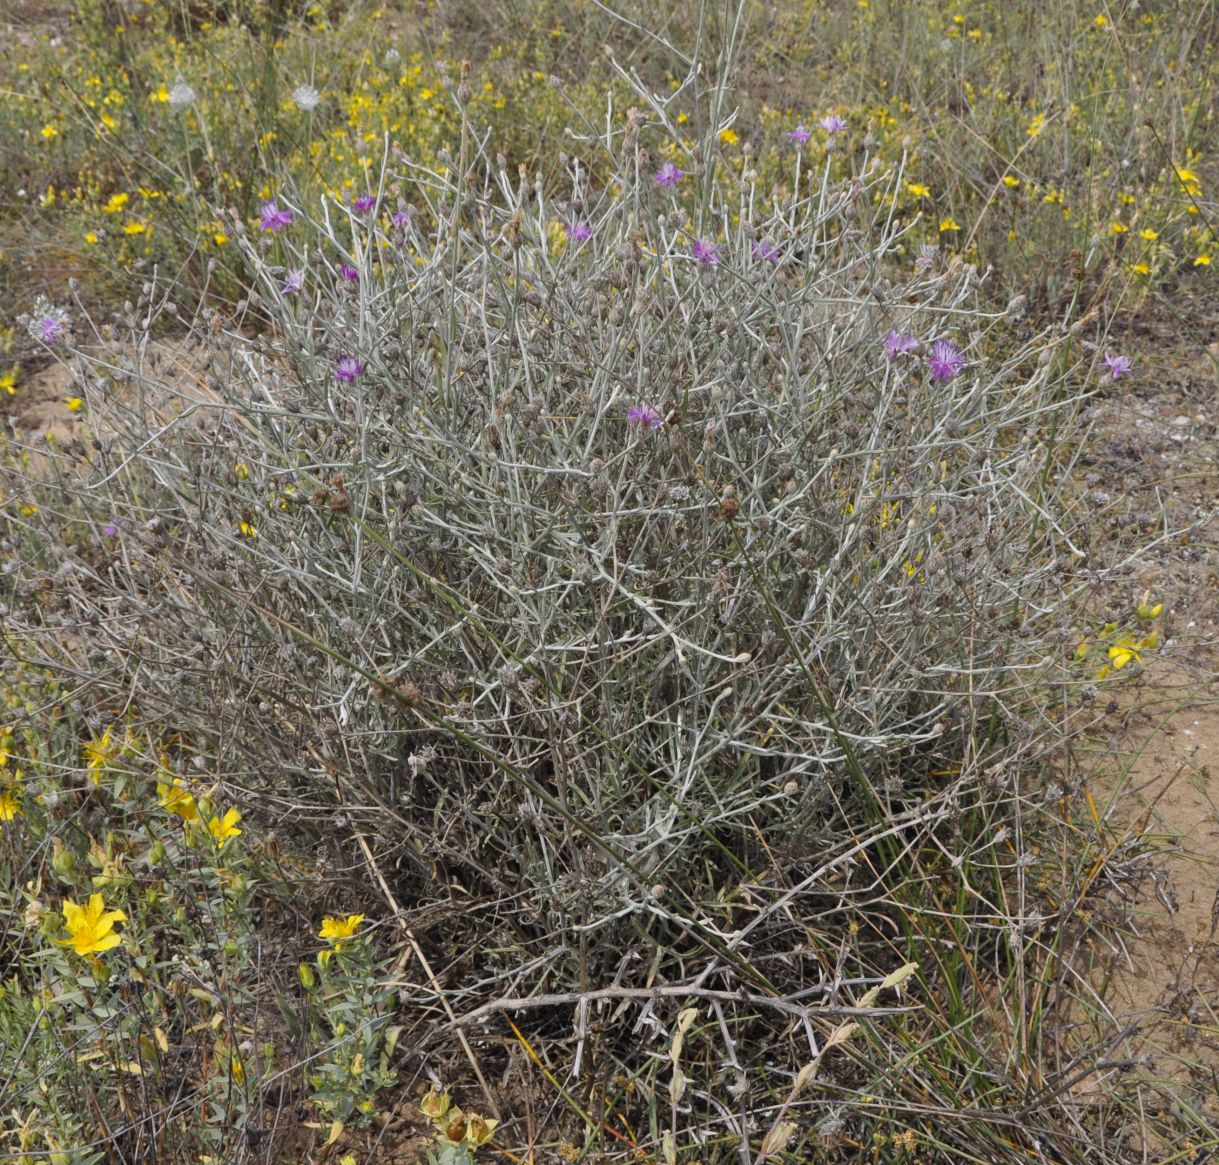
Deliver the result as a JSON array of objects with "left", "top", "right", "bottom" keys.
[
  {"left": 914, "top": 243, "right": 939, "bottom": 272},
  {"left": 352, "top": 194, "right": 377, "bottom": 213},
  {"left": 567, "top": 220, "right": 592, "bottom": 242},
  {"left": 1102, "top": 351, "right": 1133, "bottom": 380},
  {"left": 102, "top": 521, "right": 119, "bottom": 537},
  {"left": 884, "top": 329, "right": 919, "bottom": 359},
  {"left": 628, "top": 404, "right": 664, "bottom": 430},
  {"left": 751, "top": 239, "right": 780, "bottom": 264},
  {"left": 787, "top": 124, "right": 811, "bottom": 146},
  {"left": 819, "top": 114, "right": 847, "bottom": 134},
  {"left": 927, "top": 340, "right": 966, "bottom": 382},
  {"left": 335, "top": 357, "right": 365, "bottom": 383},
  {"left": 339, "top": 264, "right": 360, "bottom": 282},
  {"left": 392, "top": 209, "right": 411, "bottom": 228},
  {"left": 38, "top": 316, "right": 65, "bottom": 344},
  {"left": 655, "top": 161, "right": 684, "bottom": 188},
  {"left": 692, "top": 238, "right": 720, "bottom": 266},
  {"left": 259, "top": 200, "right": 294, "bottom": 232},
  {"left": 281, "top": 269, "right": 305, "bottom": 294}
]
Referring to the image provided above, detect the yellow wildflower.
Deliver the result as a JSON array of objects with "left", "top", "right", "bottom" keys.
[
  {"left": 1002, "top": 175, "right": 1020, "bottom": 188},
  {"left": 0, "top": 369, "right": 17, "bottom": 395},
  {"left": 0, "top": 788, "right": 20, "bottom": 821},
  {"left": 59, "top": 893, "right": 127, "bottom": 955},
  {"left": 1110, "top": 222, "right": 1128, "bottom": 234},
  {"left": 1139, "top": 228, "right": 1159, "bottom": 241},
  {"left": 906, "top": 182, "right": 930, "bottom": 198},
  {"left": 939, "top": 217, "right": 961, "bottom": 232},
  {"left": 1195, "top": 254, "right": 1212, "bottom": 266},
  {"left": 207, "top": 808, "right": 242, "bottom": 848},
  {"left": 41, "top": 124, "right": 58, "bottom": 140},
  {"left": 1027, "top": 113, "right": 1046, "bottom": 137},
  {"left": 718, "top": 127, "right": 738, "bottom": 145},
  {"left": 65, "top": 397, "right": 84, "bottom": 412},
  {"left": 319, "top": 913, "right": 365, "bottom": 949},
  {"left": 84, "top": 730, "right": 118, "bottom": 780},
  {"left": 103, "top": 192, "right": 129, "bottom": 213},
  {"left": 157, "top": 777, "right": 199, "bottom": 823}
]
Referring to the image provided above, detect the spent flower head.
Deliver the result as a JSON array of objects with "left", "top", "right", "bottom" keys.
[
  {"left": 927, "top": 340, "right": 966, "bottom": 382},
  {"left": 292, "top": 83, "right": 321, "bottom": 111},
  {"left": 1103, "top": 351, "right": 1133, "bottom": 380},
  {"left": 167, "top": 82, "right": 197, "bottom": 109}
]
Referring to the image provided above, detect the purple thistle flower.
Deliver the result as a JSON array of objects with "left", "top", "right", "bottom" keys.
[
  {"left": 352, "top": 194, "right": 377, "bottom": 213},
  {"left": 259, "top": 200, "right": 294, "bottom": 232},
  {"left": 884, "top": 330, "right": 919, "bottom": 359},
  {"left": 281, "top": 269, "right": 305, "bottom": 294},
  {"left": 567, "top": 220, "right": 592, "bottom": 242},
  {"left": 1102, "top": 351, "right": 1133, "bottom": 380},
  {"left": 927, "top": 340, "right": 966, "bottom": 382},
  {"left": 339, "top": 264, "right": 360, "bottom": 282},
  {"left": 787, "top": 124, "right": 811, "bottom": 146},
  {"left": 751, "top": 239, "right": 780, "bottom": 264},
  {"left": 655, "top": 161, "right": 684, "bottom": 188},
  {"left": 628, "top": 404, "right": 664, "bottom": 430},
  {"left": 819, "top": 114, "right": 847, "bottom": 135},
  {"left": 392, "top": 209, "right": 411, "bottom": 228},
  {"left": 692, "top": 238, "right": 720, "bottom": 266},
  {"left": 102, "top": 521, "right": 119, "bottom": 538},
  {"left": 335, "top": 357, "right": 365, "bottom": 383},
  {"left": 38, "top": 316, "right": 65, "bottom": 344},
  {"left": 914, "top": 243, "right": 939, "bottom": 272}
]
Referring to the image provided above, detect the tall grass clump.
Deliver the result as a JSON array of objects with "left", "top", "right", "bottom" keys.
[{"left": 3, "top": 32, "right": 1141, "bottom": 1165}]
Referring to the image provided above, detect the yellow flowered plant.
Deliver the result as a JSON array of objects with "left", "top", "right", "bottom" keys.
[
  {"left": 83, "top": 730, "right": 119, "bottom": 782},
  {"left": 0, "top": 787, "right": 20, "bottom": 822},
  {"left": 157, "top": 776, "right": 199, "bottom": 823},
  {"left": 319, "top": 912, "right": 365, "bottom": 949},
  {"left": 59, "top": 893, "right": 127, "bottom": 955},
  {"left": 207, "top": 807, "right": 242, "bottom": 848}
]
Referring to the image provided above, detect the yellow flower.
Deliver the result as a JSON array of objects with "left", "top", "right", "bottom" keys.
[
  {"left": 939, "top": 217, "right": 961, "bottom": 232},
  {"left": 1027, "top": 113, "right": 1046, "bottom": 137},
  {"left": 1110, "top": 222, "right": 1128, "bottom": 234},
  {"left": 0, "top": 788, "right": 20, "bottom": 821},
  {"left": 84, "top": 730, "right": 118, "bottom": 780},
  {"left": 1195, "top": 254, "right": 1212, "bottom": 266},
  {"left": 319, "top": 913, "right": 365, "bottom": 948},
  {"left": 238, "top": 521, "right": 257, "bottom": 538},
  {"left": 122, "top": 221, "right": 147, "bottom": 236},
  {"left": 212, "top": 232, "right": 229, "bottom": 246},
  {"left": 906, "top": 182, "right": 930, "bottom": 198},
  {"left": 157, "top": 777, "right": 199, "bottom": 823},
  {"left": 1131, "top": 262, "right": 1151, "bottom": 276},
  {"left": 150, "top": 84, "right": 170, "bottom": 104},
  {"left": 1107, "top": 642, "right": 1140, "bottom": 670},
  {"left": 84, "top": 232, "right": 100, "bottom": 244},
  {"left": 59, "top": 893, "right": 127, "bottom": 955},
  {"left": 65, "top": 397, "right": 84, "bottom": 412},
  {"left": 1139, "top": 228, "right": 1159, "bottom": 241},
  {"left": 718, "top": 127, "right": 738, "bottom": 145},
  {"left": 41, "top": 124, "right": 59, "bottom": 140},
  {"left": 1001, "top": 175, "right": 1020, "bottom": 188},
  {"left": 103, "top": 192, "right": 129, "bottom": 213},
  {"left": 1094, "top": 13, "right": 1108, "bottom": 26},
  {"left": 0, "top": 369, "right": 17, "bottom": 395},
  {"left": 207, "top": 807, "right": 243, "bottom": 848}
]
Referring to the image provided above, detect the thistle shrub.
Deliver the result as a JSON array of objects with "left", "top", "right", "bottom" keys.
[{"left": 0, "top": 53, "right": 1125, "bottom": 1153}]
